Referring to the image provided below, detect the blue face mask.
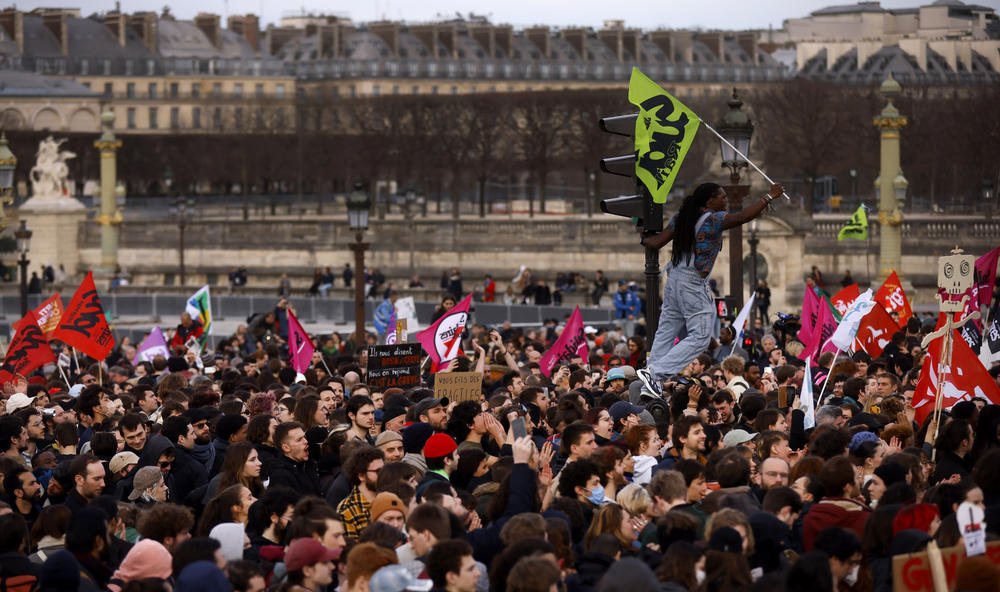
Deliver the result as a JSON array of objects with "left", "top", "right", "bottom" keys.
[{"left": 587, "top": 485, "right": 606, "bottom": 505}]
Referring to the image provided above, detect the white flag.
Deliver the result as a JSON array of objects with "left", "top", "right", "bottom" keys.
[
  {"left": 801, "top": 355, "right": 816, "bottom": 429},
  {"left": 830, "top": 289, "right": 876, "bottom": 352},
  {"left": 732, "top": 292, "right": 756, "bottom": 339}
]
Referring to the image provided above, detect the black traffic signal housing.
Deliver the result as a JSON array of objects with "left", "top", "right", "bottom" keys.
[{"left": 598, "top": 114, "right": 663, "bottom": 233}]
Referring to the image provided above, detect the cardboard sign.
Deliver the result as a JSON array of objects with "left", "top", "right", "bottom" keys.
[
  {"left": 366, "top": 343, "right": 422, "bottom": 390},
  {"left": 892, "top": 541, "right": 1000, "bottom": 592},
  {"left": 434, "top": 371, "right": 483, "bottom": 403}
]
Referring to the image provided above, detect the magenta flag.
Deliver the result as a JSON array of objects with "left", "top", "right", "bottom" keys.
[
  {"left": 287, "top": 309, "right": 315, "bottom": 373},
  {"left": 975, "top": 247, "right": 1000, "bottom": 309},
  {"left": 803, "top": 300, "right": 839, "bottom": 360},
  {"left": 798, "top": 284, "right": 821, "bottom": 346},
  {"left": 415, "top": 293, "right": 473, "bottom": 373},
  {"left": 538, "top": 307, "right": 589, "bottom": 377}
]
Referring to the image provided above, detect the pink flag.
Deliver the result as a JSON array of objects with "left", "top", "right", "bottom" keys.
[
  {"left": 975, "top": 247, "right": 1000, "bottom": 310},
  {"left": 538, "top": 307, "right": 589, "bottom": 377},
  {"left": 287, "top": 309, "right": 315, "bottom": 373},
  {"left": 415, "top": 293, "right": 473, "bottom": 373},
  {"left": 798, "top": 284, "right": 821, "bottom": 346},
  {"left": 803, "top": 300, "right": 839, "bottom": 360}
]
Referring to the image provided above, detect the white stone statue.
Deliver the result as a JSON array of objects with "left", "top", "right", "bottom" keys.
[{"left": 21, "top": 136, "right": 83, "bottom": 210}]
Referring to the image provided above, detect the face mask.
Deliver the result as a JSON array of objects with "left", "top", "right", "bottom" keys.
[
  {"left": 844, "top": 565, "right": 859, "bottom": 586},
  {"left": 587, "top": 485, "right": 606, "bottom": 505},
  {"left": 695, "top": 569, "right": 706, "bottom": 584}
]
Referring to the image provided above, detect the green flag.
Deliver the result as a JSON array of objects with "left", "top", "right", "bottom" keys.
[
  {"left": 628, "top": 68, "right": 700, "bottom": 204},
  {"left": 837, "top": 205, "right": 868, "bottom": 241}
]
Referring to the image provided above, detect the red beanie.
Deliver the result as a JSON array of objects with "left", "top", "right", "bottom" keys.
[{"left": 423, "top": 433, "right": 457, "bottom": 459}]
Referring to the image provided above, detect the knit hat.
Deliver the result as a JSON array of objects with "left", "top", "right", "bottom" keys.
[
  {"left": 109, "top": 451, "right": 139, "bottom": 474},
  {"left": 708, "top": 526, "right": 743, "bottom": 553},
  {"left": 166, "top": 356, "right": 190, "bottom": 372},
  {"left": 382, "top": 403, "right": 407, "bottom": 424},
  {"left": 423, "top": 433, "right": 457, "bottom": 459},
  {"left": 285, "top": 538, "right": 341, "bottom": 571},
  {"left": 128, "top": 466, "right": 163, "bottom": 501},
  {"left": 401, "top": 422, "right": 435, "bottom": 454},
  {"left": 109, "top": 539, "right": 173, "bottom": 592},
  {"left": 210, "top": 522, "right": 247, "bottom": 562},
  {"left": 955, "top": 555, "right": 1000, "bottom": 592},
  {"left": 216, "top": 414, "right": 248, "bottom": 441},
  {"left": 849, "top": 431, "right": 881, "bottom": 451},
  {"left": 375, "top": 430, "right": 402, "bottom": 448},
  {"left": 370, "top": 492, "right": 407, "bottom": 521},
  {"left": 37, "top": 550, "right": 81, "bottom": 591},
  {"left": 873, "top": 461, "right": 907, "bottom": 488}
]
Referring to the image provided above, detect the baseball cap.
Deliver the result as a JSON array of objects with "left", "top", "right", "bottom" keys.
[
  {"left": 722, "top": 429, "right": 758, "bottom": 448},
  {"left": 109, "top": 451, "right": 139, "bottom": 474},
  {"left": 370, "top": 565, "right": 433, "bottom": 592},
  {"left": 5, "top": 393, "right": 35, "bottom": 414},
  {"left": 284, "top": 538, "right": 341, "bottom": 571},
  {"left": 608, "top": 400, "right": 644, "bottom": 423},
  {"left": 413, "top": 397, "right": 449, "bottom": 418},
  {"left": 606, "top": 368, "right": 626, "bottom": 381},
  {"left": 423, "top": 433, "right": 457, "bottom": 459}
]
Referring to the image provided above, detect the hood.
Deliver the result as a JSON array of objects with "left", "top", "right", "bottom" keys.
[
  {"left": 109, "top": 539, "right": 172, "bottom": 591},
  {"left": 138, "top": 434, "right": 175, "bottom": 468},
  {"left": 210, "top": 523, "right": 246, "bottom": 562},
  {"left": 809, "top": 498, "right": 868, "bottom": 524}
]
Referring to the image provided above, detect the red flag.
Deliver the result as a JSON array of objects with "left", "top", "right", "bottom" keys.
[
  {"left": 51, "top": 272, "right": 115, "bottom": 361},
  {"left": 911, "top": 320, "right": 1000, "bottom": 425},
  {"left": 874, "top": 271, "right": 912, "bottom": 328},
  {"left": 538, "top": 307, "right": 589, "bottom": 377},
  {"left": 415, "top": 293, "right": 473, "bottom": 373},
  {"left": 855, "top": 303, "right": 898, "bottom": 358},
  {"left": 287, "top": 309, "right": 315, "bottom": 374},
  {"left": 0, "top": 311, "right": 57, "bottom": 385},
  {"left": 831, "top": 284, "right": 860, "bottom": 317}
]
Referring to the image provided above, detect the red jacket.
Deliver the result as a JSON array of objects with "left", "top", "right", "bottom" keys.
[{"left": 802, "top": 497, "right": 871, "bottom": 550}]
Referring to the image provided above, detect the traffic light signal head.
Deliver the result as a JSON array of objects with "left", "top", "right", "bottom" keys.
[{"left": 598, "top": 113, "right": 662, "bottom": 232}]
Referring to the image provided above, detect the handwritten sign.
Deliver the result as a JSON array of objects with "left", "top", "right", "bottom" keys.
[
  {"left": 366, "top": 343, "right": 422, "bottom": 390},
  {"left": 434, "top": 371, "right": 483, "bottom": 403},
  {"left": 892, "top": 541, "right": 1000, "bottom": 592}
]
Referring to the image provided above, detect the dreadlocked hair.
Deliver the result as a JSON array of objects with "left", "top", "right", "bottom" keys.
[{"left": 671, "top": 183, "right": 722, "bottom": 266}]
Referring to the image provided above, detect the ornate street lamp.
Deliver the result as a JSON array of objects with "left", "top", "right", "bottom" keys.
[
  {"left": 347, "top": 183, "right": 371, "bottom": 349},
  {"left": 15, "top": 220, "right": 31, "bottom": 317},
  {"left": 716, "top": 88, "right": 755, "bottom": 310}
]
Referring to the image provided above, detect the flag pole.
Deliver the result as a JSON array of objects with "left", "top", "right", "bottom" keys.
[
  {"left": 817, "top": 347, "right": 842, "bottom": 404},
  {"left": 698, "top": 120, "right": 791, "bottom": 203},
  {"left": 57, "top": 365, "right": 71, "bottom": 388},
  {"left": 71, "top": 347, "right": 79, "bottom": 374}
]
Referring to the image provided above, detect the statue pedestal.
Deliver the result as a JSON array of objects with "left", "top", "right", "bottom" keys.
[{"left": 18, "top": 197, "right": 87, "bottom": 279}]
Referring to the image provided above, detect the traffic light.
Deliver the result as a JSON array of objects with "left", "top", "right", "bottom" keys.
[{"left": 598, "top": 114, "right": 662, "bottom": 233}]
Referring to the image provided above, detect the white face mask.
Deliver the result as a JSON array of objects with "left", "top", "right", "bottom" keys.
[
  {"left": 696, "top": 569, "right": 706, "bottom": 585},
  {"left": 844, "top": 565, "right": 859, "bottom": 586}
]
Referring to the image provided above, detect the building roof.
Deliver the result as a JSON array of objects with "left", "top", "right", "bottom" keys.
[{"left": 0, "top": 69, "right": 96, "bottom": 95}]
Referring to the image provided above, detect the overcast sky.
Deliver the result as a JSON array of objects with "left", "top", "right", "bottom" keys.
[{"left": 20, "top": 0, "right": 1000, "bottom": 31}]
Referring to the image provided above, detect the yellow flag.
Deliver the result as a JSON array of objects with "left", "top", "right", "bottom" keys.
[
  {"left": 628, "top": 68, "right": 700, "bottom": 204},
  {"left": 837, "top": 205, "right": 868, "bottom": 241}
]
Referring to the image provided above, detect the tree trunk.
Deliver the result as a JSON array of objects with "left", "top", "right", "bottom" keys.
[{"left": 478, "top": 177, "right": 487, "bottom": 218}]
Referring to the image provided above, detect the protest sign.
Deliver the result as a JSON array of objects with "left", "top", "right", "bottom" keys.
[
  {"left": 892, "top": 541, "right": 1000, "bottom": 592},
  {"left": 366, "top": 343, "right": 422, "bottom": 390},
  {"left": 434, "top": 371, "right": 484, "bottom": 403}
]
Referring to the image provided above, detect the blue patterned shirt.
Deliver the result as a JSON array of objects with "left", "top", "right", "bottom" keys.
[{"left": 666, "top": 209, "right": 726, "bottom": 275}]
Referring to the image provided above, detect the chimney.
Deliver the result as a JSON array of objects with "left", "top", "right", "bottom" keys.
[
  {"left": 105, "top": 11, "right": 126, "bottom": 47},
  {"left": 0, "top": 9, "right": 23, "bottom": 55},
  {"left": 194, "top": 12, "right": 221, "bottom": 49},
  {"left": 42, "top": 12, "right": 69, "bottom": 55},
  {"left": 227, "top": 14, "right": 259, "bottom": 51},
  {"left": 129, "top": 12, "right": 158, "bottom": 52}
]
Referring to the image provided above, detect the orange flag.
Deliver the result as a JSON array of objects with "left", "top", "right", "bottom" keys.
[{"left": 51, "top": 272, "right": 115, "bottom": 361}]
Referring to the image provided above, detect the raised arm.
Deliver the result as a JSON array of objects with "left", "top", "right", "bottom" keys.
[{"left": 722, "top": 183, "right": 783, "bottom": 229}]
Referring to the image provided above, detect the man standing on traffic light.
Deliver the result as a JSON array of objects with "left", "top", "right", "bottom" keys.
[{"left": 636, "top": 182, "right": 783, "bottom": 396}]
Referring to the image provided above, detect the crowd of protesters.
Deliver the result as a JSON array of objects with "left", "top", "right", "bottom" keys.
[{"left": 3, "top": 289, "right": 1000, "bottom": 592}]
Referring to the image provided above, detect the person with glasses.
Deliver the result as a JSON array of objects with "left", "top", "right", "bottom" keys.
[
  {"left": 336, "top": 445, "right": 386, "bottom": 539},
  {"left": 811, "top": 527, "right": 863, "bottom": 589}
]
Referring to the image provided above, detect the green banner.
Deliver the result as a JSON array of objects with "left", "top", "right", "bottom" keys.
[
  {"left": 837, "top": 205, "right": 868, "bottom": 241},
  {"left": 628, "top": 68, "right": 700, "bottom": 204}
]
